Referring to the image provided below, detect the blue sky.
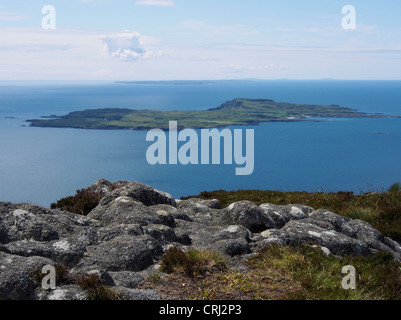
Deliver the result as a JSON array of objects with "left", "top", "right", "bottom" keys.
[{"left": 1, "top": 0, "right": 400, "bottom": 80}]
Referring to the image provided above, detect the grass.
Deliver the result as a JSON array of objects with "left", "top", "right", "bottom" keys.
[
  {"left": 141, "top": 244, "right": 401, "bottom": 300},
  {"left": 248, "top": 244, "right": 401, "bottom": 300},
  {"left": 160, "top": 247, "right": 228, "bottom": 277},
  {"left": 184, "top": 184, "right": 401, "bottom": 242}
]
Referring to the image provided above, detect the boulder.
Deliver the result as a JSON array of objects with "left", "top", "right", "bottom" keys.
[
  {"left": 223, "top": 201, "right": 276, "bottom": 232},
  {"left": 282, "top": 220, "right": 372, "bottom": 257},
  {"left": 35, "top": 285, "right": 86, "bottom": 300},
  {"left": 108, "top": 271, "right": 144, "bottom": 289},
  {"left": 2, "top": 180, "right": 401, "bottom": 300},
  {"left": 349, "top": 219, "right": 401, "bottom": 256},
  {"left": 0, "top": 252, "right": 55, "bottom": 300},
  {"left": 78, "top": 235, "right": 163, "bottom": 272},
  {"left": 109, "top": 181, "right": 176, "bottom": 207},
  {"left": 177, "top": 198, "right": 222, "bottom": 213},
  {"left": 259, "top": 203, "right": 313, "bottom": 228},
  {"left": 309, "top": 209, "right": 356, "bottom": 238},
  {"left": 88, "top": 196, "right": 175, "bottom": 228}
]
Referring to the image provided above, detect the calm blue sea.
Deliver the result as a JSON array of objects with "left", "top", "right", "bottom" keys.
[{"left": 1, "top": 80, "right": 401, "bottom": 207}]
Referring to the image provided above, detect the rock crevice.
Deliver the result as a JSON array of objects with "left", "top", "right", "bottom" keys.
[{"left": 1, "top": 179, "right": 400, "bottom": 300}]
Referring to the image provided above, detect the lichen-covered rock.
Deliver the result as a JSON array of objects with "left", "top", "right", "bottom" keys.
[
  {"left": 109, "top": 181, "right": 177, "bottom": 207},
  {"left": 223, "top": 201, "right": 276, "bottom": 232},
  {"left": 349, "top": 219, "right": 401, "bottom": 258},
  {"left": 309, "top": 209, "right": 356, "bottom": 238},
  {"left": 78, "top": 235, "right": 163, "bottom": 272},
  {"left": 281, "top": 220, "right": 372, "bottom": 257},
  {"left": 88, "top": 196, "right": 175, "bottom": 228},
  {"left": 1, "top": 180, "right": 401, "bottom": 300},
  {"left": 212, "top": 239, "right": 251, "bottom": 257},
  {"left": 0, "top": 252, "right": 55, "bottom": 300},
  {"left": 177, "top": 198, "right": 222, "bottom": 213},
  {"left": 108, "top": 271, "right": 144, "bottom": 289},
  {"left": 259, "top": 203, "right": 313, "bottom": 228},
  {"left": 143, "top": 224, "right": 177, "bottom": 244},
  {"left": 97, "top": 224, "right": 143, "bottom": 242},
  {"left": 35, "top": 285, "right": 86, "bottom": 300},
  {"left": 116, "top": 287, "right": 161, "bottom": 300}
]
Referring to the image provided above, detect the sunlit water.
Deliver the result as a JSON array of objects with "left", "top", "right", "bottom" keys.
[{"left": 0, "top": 80, "right": 400, "bottom": 206}]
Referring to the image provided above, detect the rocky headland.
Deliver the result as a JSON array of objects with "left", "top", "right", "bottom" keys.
[{"left": 1, "top": 179, "right": 401, "bottom": 300}]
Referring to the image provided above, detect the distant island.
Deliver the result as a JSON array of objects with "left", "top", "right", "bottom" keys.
[{"left": 26, "top": 98, "right": 393, "bottom": 130}]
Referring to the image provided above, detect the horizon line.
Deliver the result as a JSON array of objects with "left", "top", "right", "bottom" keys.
[{"left": 1, "top": 78, "right": 401, "bottom": 82}]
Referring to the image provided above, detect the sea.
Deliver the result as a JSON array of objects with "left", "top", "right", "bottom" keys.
[{"left": 1, "top": 80, "right": 401, "bottom": 207}]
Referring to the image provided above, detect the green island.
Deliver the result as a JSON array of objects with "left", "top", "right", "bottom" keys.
[{"left": 26, "top": 98, "right": 392, "bottom": 130}]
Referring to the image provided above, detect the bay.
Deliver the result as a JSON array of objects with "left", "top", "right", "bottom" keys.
[{"left": 0, "top": 80, "right": 400, "bottom": 206}]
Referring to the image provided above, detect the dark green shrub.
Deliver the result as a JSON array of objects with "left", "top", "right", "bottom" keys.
[{"left": 50, "top": 189, "right": 102, "bottom": 215}]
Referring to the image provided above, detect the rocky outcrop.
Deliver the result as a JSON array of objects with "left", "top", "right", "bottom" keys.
[{"left": 1, "top": 179, "right": 400, "bottom": 300}]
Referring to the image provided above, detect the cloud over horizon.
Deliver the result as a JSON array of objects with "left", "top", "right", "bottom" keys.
[{"left": 100, "top": 32, "right": 155, "bottom": 61}]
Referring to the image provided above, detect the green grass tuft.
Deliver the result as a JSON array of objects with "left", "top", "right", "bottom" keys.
[{"left": 160, "top": 247, "right": 228, "bottom": 277}]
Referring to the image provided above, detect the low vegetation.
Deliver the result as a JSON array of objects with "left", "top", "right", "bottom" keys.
[
  {"left": 48, "top": 182, "right": 401, "bottom": 300},
  {"left": 160, "top": 247, "right": 228, "bottom": 277},
  {"left": 75, "top": 273, "right": 124, "bottom": 301},
  {"left": 142, "top": 244, "right": 401, "bottom": 300},
  {"left": 50, "top": 189, "right": 102, "bottom": 216},
  {"left": 250, "top": 245, "right": 401, "bottom": 300}
]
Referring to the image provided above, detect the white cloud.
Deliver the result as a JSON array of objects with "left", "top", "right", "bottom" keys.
[
  {"left": 100, "top": 31, "right": 155, "bottom": 61},
  {"left": 135, "top": 0, "right": 175, "bottom": 7}
]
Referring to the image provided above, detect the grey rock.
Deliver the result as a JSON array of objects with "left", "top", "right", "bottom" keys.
[
  {"left": 116, "top": 287, "right": 161, "bottom": 300},
  {"left": 173, "top": 229, "right": 192, "bottom": 245},
  {"left": 223, "top": 201, "right": 276, "bottom": 232},
  {"left": 149, "top": 204, "right": 192, "bottom": 222},
  {"left": 282, "top": 220, "right": 372, "bottom": 257},
  {"left": 80, "top": 235, "right": 163, "bottom": 272},
  {"left": 2, "top": 180, "right": 401, "bottom": 300},
  {"left": 35, "top": 285, "right": 86, "bottom": 300},
  {"left": 87, "top": 178, "right": 114, "bottom": 197},
  {"left": 108, "top": 271, "right": 144, "bottom": 289},
  {"left": 213, "top": 225, "right": 252, "bottom": 242},
  {"left": 259, "top": 203, "right": 313, "bottom": 228},
  {"left": 98, "top": 224, "right": 143, "bottom": 242},
  {"left": 212, "top": 239, "right": 251, "bottom": 257},
  {"left": 108, "top": 181, "right": 176, "bottom": 207},
  {"left": 143, "top": 224, "right": 177, "bottom": 244},
  {"left": 88, "top": 196, "right": 175, "bottom": 228},
  {"left": 0, "top": 252, "right": 55, "bottom": 300},
  {"left": 177, "top": 198, "right": 222, "bottom": 213},
  {"left": 309, "top": 209, "right": 356, "bottom": 238},
  {"left": 3, "top": 238, "right": 86, "bottom": 267},
  {"left": 349, "top": 219, "right": 401, "bottom": 255}
]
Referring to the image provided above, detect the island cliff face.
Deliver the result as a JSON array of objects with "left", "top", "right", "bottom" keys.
[
  {"left": 26, "top": 98, "right": 390, "bottom": 130},
  {"left": 1, "top": 179, "right": 401, "bottom": 300}
]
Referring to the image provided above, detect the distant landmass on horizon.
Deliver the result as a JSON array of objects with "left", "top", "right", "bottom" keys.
[{"left": 27, "top": 98, "right": 395, "bottom": 131}]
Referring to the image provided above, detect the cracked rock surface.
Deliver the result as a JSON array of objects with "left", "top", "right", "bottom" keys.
[{"left": 1, "top": 179, "right": 401, "bottom": 300}]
